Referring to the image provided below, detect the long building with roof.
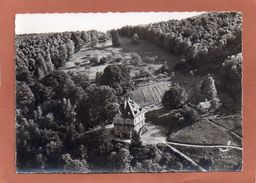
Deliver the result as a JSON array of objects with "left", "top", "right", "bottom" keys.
[{"left": 113, "top": 97, "right": 145, "bottom": 139}]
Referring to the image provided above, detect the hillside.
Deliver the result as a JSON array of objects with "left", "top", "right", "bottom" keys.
[
  {"left": 119, "top": 12, "right": 242, "bottom": 111},
  {"left": 119, "top": 12, "right": 241, "bottom": 73},
  {"left": 15, "top": 12, "right": 242, "bottom": 173}
]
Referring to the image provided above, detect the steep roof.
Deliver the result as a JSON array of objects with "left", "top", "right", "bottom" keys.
[{"left": 119, "top": 97, "right": 144, "bottom": 119}]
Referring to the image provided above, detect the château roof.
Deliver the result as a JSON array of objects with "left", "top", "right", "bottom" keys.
[{"left": 119, "top": 97, "right": 144, "bottom": 119}]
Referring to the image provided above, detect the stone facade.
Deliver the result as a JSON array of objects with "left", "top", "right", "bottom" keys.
[{"left": 114, "top": 98, "right": 145, "bottom": 139}]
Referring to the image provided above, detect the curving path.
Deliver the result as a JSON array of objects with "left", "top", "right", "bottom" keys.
[
  {"left": 206, "top": 118, "right": 242, "bottom": 140},
  {"left": 167, "top": 141, "right": 242, "bottom": 151}
]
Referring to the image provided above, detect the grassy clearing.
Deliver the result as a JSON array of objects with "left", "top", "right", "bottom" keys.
[
  {"left": 168, "top": 118, "right": 242, "bottom": 147},
  {"left": 208, "top": 114, "right": 242, "bottom": 136},
  {"left": 62, "top": 41, "right": 113, "bottom": 79},
  {"left": 63, "top": 37, "right": 180, "bottom": 81},
  {"left": 119, "top": 37, "right": 180, "bottom": 66}
]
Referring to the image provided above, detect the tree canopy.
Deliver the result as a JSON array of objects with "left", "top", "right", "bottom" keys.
[
  {"left": 98, "top": 64, "right": 133, "bottom": 96},
  {"left": 119, "top": 12, "right": 242, "bottom": 73},
  {"left": 162, "top": 84, "right": 188, "bottom": 109}
]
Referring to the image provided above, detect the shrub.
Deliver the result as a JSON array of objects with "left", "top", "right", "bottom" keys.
[
  {"left": 100, "top": 57, "right": 108, "bottom": 65},
  {"left": 90, "top": 56, "right": 99, "bottom": 65},
  {"left": 130, "top": 53, "right": 142, "bottom": 66}
]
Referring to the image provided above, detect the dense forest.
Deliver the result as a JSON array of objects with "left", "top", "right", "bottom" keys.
[
  {"left": 119, "top": 12, "right": 242, "bottom": 111},
  {"left": 16, "top": 12, "right": 242, "bottom": 172},
  {"left": 119, "top": 12, "right": 241, "bottom": 72},
  {"left": 16, "top": 30, "right": 108, "bottom": 81}
]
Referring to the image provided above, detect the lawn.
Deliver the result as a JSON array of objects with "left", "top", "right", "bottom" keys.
[
  {"left": 168, "top": 118, "right": 242, "bottom": 147},
  {"left": 207, "top": 114, "right": 242, "bottom": 137}
]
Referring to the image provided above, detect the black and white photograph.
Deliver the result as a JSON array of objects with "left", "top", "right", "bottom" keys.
[{"left": 15, "top": 12, "right": 242, "bottom": 173}]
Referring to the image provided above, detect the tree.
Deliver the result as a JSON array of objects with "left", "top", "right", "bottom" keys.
[
  {"left": 35, "top": 153, "right": 46, "bottom": 170},
  {"left": 40, "top": 71, "right": 75, "bottom": 100},
  {"left": 76, "top": 85, "right": 118, "bottom": 129},
  {"left": 16, "top": 81, "right": 35, "bottom": 109},
  {"left": 200, "top": 74, "right": 221, "bottom": 111},
  {"left": 220, "top": 54, "right": 242, "bottom": 101},
  {"left": 200, "top": 74, "right": 218, "bottom": 100},
  {"left": 86, "top": 85, "right": 119, "bottom": 124},
  {"left": 109, "top": 148, "right": 132, "bottom": 172},
  {"left": 129, "top": 131, "right": 143, "bottom": 164},
  {"left": 71, "top": 32, "right": 84, "bottom": 52},
  {"left": 130, "top": 53, "right": 142, "bottom": 66},
  {"left": 109, "top": 29, "right": 121, "bottom": 47},
  {"left": 180, "top": 105, "right": 200, "bottom": 126},
  {"left": 32, "top": 82, "right": 53, "bottom": 104},
  {"left": 68, "top": 72, "right": 90, "bottom": 89},
  {"left": 131, "top": 33, "right": 139, "bottom": 44},
  {"left": 61, "top": 153, "right": 90, "bottom": 173},
  {"left": 81, "top": 31, "right": 91, "bottom": 42},
  {"left": 64, "top": 123, "right": 79, "bottom": 149},
  {"left": 16, "top": 68, "right": 33, "bottom": 83},
  {"left": 218, "top": 54, "right": 242, "bottom": 112},
  {"left": 37, "top": 113, "right": 55, "bottom": 129},
  {"left": 99, "top": 64, "right": 132, "bottom": 96},
  {"left": 162, "top": 84, "right": 188, "bottom": 109},
  {"left": 45, "top": 53, "right": 55, "bottom": 72},
  {"left": 37, "top": 53, "right": 48, "bottom": 75},
  {"left": 66, "top": 39, "right": 75, "bottom": 59},
  {"left": 58, "top": 45, "right": 68, "bottom": 67},
  {"left": 130, "top": 131, "right": 142, "bottom": 151},
  {"left": 62, "top": 98, "right": 76, "bottom": 124}
]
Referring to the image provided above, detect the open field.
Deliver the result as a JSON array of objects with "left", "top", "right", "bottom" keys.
[
  {"left": 206, "top": 114, "right": 242, "bottom": 137},
  {"left": 62, "top": 37, "right": 179, "bottom": 81},
  {"left": 119, "top": 37, "right": 180, "bottom": 66},
  {"left": 168, "top": 117, "right": 242, "bottom": 147},
  {"left": 62, "top": 41, "right": 113, "bottom": 79}
]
